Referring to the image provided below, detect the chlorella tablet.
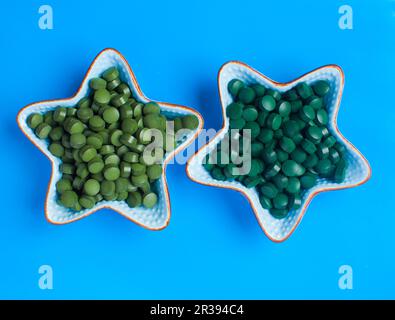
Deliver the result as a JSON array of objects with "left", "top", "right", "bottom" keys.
[
  {"left": 29, "top": 67, "right": 197, "bottom": 212},
  {"left": 205, "top": 78, "right": 346, "bottom": 219}
]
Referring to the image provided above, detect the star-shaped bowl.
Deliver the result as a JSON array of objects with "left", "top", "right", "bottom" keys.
[
  {"left": 17, "top": 48, "right": 203, "bottom": 229},
  {"left": 187, "top": 61, "right": 371, "bottom": 242}
]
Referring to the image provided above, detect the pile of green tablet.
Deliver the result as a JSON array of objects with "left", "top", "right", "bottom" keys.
[
  {"left": 27, "top": 67, "right": 199, "bottom": 211},
  {"left": 204, "top": 79, "right": 347, "bottom": 219}
]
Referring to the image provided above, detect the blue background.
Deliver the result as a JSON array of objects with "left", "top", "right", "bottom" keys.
[{"left": 0, "top": 0, "right": 394, "bottom": 299}]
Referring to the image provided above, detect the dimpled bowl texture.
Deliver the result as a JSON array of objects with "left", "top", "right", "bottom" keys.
[
  {"left": 17, "top": 48, "right": 203, "bottom": 229},
  {"left": 187, "top": 61, "right": 371, "bottom": 242}
]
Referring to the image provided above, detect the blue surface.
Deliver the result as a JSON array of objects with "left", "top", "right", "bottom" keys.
[{"left": 0, "top": 0, "right": 394, "bottom": 299}]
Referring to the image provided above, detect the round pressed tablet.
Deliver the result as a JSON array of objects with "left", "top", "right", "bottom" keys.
[
  {"left": 266, "top": 113, "right": 282, "bottom": 130},
  {"left": 49, "top": 126, "right": 63, "bottom": 141},
  {"left": 104, "top": 154, "right": 120, "bottom": 166},
  {"left": 276, "top": 149, "right": 289, "bottom": 162},
  {"left": 317, "top": 145, "right": 330, "bottom": 159},
  {"left": 299, "top": 105, "right": 315, "bottom": 122},
  {"left": 300, "top": 173, "right": 317, "bottom": 189},
  {"left": 301, "top": 139, "right": 317, "bottom": 154},
  {"left": 53, "top": 107, "right": 67, "bottom": 123},
  {"left": 86, "top": 134, "right": 103, "bottom": 149},
  {"left": 316, "top": 159, "right": 332, "bottom": 175},
  {"left": 282, "top": 160, "right": 305, "bottom": 177},
  {"left": 242, "top": 107, "right": 258, "bottom": 122},
  {"left": 296, "top": 82, "right": 313, "bottom": 99},
  {"left": 100, "top": 180, "right": 115, "bottom": 196},
  {"left": 257, "top": 112, "right": 268, "bottom": 126},
  {"left": 182, "top": 115, "right": 199, "bottom": 130},
  {"left": 286, "top": 177, "right": 300, "bottom": 194},
  {"left": 229, "top": 118, "right": 245, "bottom": 130},
  {"left": 260, "top": 183, "right": 278, "bottom": 199},
  {"left": 116, "top": 83, "right": 131, "bottom": 96},
  {"left": 88, "top": 157, "right": 104, "bottom": 174},
  {"left": 127, "top": 191, "right": 142, "bottom": 208},
  {"left": 273, "top": 174, "right": 288, "bottom": 190},
  {"left": 102, "top": 67, "right": 119, "bottom": 81},
  {"left": 313, "top": 80, "right": 330, "bottom": 97},
  {"left": 60, "top": 190, "right": 78, "bottom": 208},
  {"left": 103, "top": 165, "right": 120, "bottom": 181},
  {"left": 79, "top": 145, "right": 97, "bottom": 162},
  {"left": 303, "top": 153, "right": 318, "bottom": 168},
  {"left": 273, "top": 193, "right": 288, "bottom": 209},
  {"left": 70, "top": 133, "right": 86, "bottom": 149},
  {"left": 115, "top": 177, "right": 129, "bottom": 193},
  {"left": 120, "top": 161, "right": 132, "bottom": 178},
  {"left": 102, "top": 107, "right": 120, "bottom": 124},
  {"left": 329, "top": 148, "right": 340, "bottom": 164},
  {"left": 83, "top": 179, "right": 100, "bottom": 196},
  {"left": 278, "top": 101, "right": 291, "bottom": 117},
  {"left": 251, "top": 142, "right": 264, "bottom": 157},
  {"left": 244, "top": 121, "right": 260, "bottom": 138},
  {"left": 238, "top": 87, "right": 256, "bottom": 104},
  {"left": 226, "top": 102, "right": 243, "bottom": 120},
  {"left": 79, "top": 195, "right": 96, "bottom": 209},
  {"left": 258, "top": 129, "right": 273, "bottom": 144},
  {"left": 271, "top": 208, "right": 288, "bottom": 219},
  {"left": 316, "top": 109, "right": 328, "bottom": 126},
  {"left": 291, "top": 100, "right": 303, "bottom": 113},
  {"left": 89, "top": 116, "right": 105, "bottom": 131},
  {"left": 147, "top": 164, "right": 162, "bottom": 180},
  {"left": 279, "top": 137, "right": 296, "bottom": 154},
  {"left": 323, "top": 136, "right": 336, "bottom": 148},
  {"left": 35, "top": 123, "right": 52, "bottom": 139},
  {"left": 258, "top": 95, "right": 276, "bottom": 112},
  {"left": 284, "top": 89, "right": 298, "bottom": 101},
  {"left": 107, "top": 78, "right": 121, "bottom": 91},
  {"left": 262, "top": 148, "right": 278, "bottom": 164},
  {"left": 266, "top": 89, "right": 282, "bottom": 101},
  {"left": 251, "top": 84, "right": 266, "bottom": 97},
  {"left": 56, "top": 178, "right": 72, "bottom": 193},
  {"left": 228, "top": 79, "right": 244, "bottom": 96},
  {"left": 120, "top": 133, "right": 137, "bottom": 148},
  {"left": 76, "top": 107, "right": 93, "bottom": 122},
  {"left": 306, "top": 126, "right": 323, "bottom": 143},
  {"left": 259, "top": 196, "right": 272, "bottom": 209},
  {"left": 288, "top": 194, "right": 302, "bottom": 210},
  {"left": 94, "top": 89, "right": 111, "bottom": 104},
  {"left": 76, "top": 163, "right": 89, "bottom": 179},
  {"left": 90, "top": 77, "right": 107, "bottom": 90},
  {"left": 143, "top": 192, "right": 158, "bottom": 208},
  {"left": 100, "top": 145, "right": 115, "bottom": 155},
  {"left": 111, "top": 94, "right": 128, "bottom": 107},
  {"left": 244, "top": 176, "right": 262, "bottom": 188},
  {"left": 72, "top": 177, "right": 85, "bottom": 191},
  {"left": 291, "top": 148, "right": 307, "bottom": 164},
  {"left": 108, "top": 129, "right": 122, "bottom": 147},
  {"left": 27, "top": 113, "right": 43, "bottom": 129},
  {"left": 131, "top": 174, "right": 148, "bottom": 187},
  {"left": 283, "top": 120, "right": 299, "bottom": 138},
  {"left": 65, "top": 118, "right": 85, "bottom": 134},
  {"left": 49, "top": 143, "right": 64, "bottom": 157}
]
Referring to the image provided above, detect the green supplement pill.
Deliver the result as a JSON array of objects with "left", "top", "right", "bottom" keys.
[
  {"left": 266, "top": 89, "right": 282, "bottom": 101},
  {"left": 115, "top": 177, "right": 129, "bottom": 193},
  {"left": 278, "top": 101, "right": 291, "bottom": 117},
  {"left": 260, "top": 183, "right": 278, "bottom": 199},
  {"left": 49, "top": 143, "right": 64, "bottom": 157},
  {"left": 244, "top": 121, "right": 260, "bottom": 138},
  {"left": 56, "top": 178, "right": 72, "bottom": 194},
  {"left": 242, "top": 107, "right": 258, "bottom": 122},
  {"left": 94, "top": 89, "right": 111, "bottom": 104},
  {"left": 251, "top": 84, "right": 266, "bottom": 97},
  {"left": 334, "top": 159, "right": 347, "bottom": 182},
  {"left": 127, "top": 191, "right": 142, "bottom": 208},
  {"left": 87, "top": 134, "right": 103, "bottom": 149},
  {"left": 273, "top": 193, "right": 288, "bottom": 209},
  {"left": 306, "top": 126, "right": 323, "bottom": 143},
  {"left": 238, "top": 87, "right": 256, "bottom": 104},
  {"left": 299, "top": 105, "right": 315, "bottom": 122},
  {"left": 227, "top": 102, "right": 243, "bottom": 120},
  {"left": 88, "top": 157, "right": 104, "bottom": 174},
  {"left": 83, "top": 179, "right": 100, "bottom": 196},
  {"left": 291, "top": 148, "right": 307, "bottom": 163},
  {"left": 35, "top": 123, "right": 52, "bottom": 139},
  {"left": 90, "top": 78, "right": 107, "bottom": 90},
  {"left": 147, "top": 164, "right": 162, "bottom": 180},
  {"left": 79, "top": 145, "right": 97, "bottom": 162},
  {"left": 313, "top": 80, "right": 330, "bottom": 97},
  {"left": 279, "top": 137, "right": 296, "bottom": 154},
  {"left": 103, "top": 164, "right": 120, "bottom": 181},
  {"left": 79, "top": 195, "right": 96, "bottom": 209},
  {"left": 102, "top": 107, "right": 120, "bottom": 124},
  {"left": 100, "top": 180, "right": 115, "bottom": 196},
  {"left": 301, "top": 139, "right": 317, "bottom": 154},
  {"left": 60, "top": 190, "right": 78, "bottom": 208},
  {"left": 228, "top": 79, "right": 244, "bottom": 96},
  {"left": 285, "top": 177, "right": 300, "bottom": 194},
  {"left": 143, "top": 192, "right": 158, "bottom": 208},
  {"left": 296, "top": 82, "right": 313, "bottom": 99},
  {"left": 288, "top": 194, "right": 302, "bottom": 210},
  {"left": 266, "top": 113, "right": 282, "bottom": 130},
  {"left": 273, "top": 174, "right": 288, "bottom": 190},
  {"left": 107, "top": 78, "right": 121, "bottom": 91},
  {"left": 271, "top": 208, "right": 288, "bottom": 219},
  {"left": 259, "top": 196, "right": 272, "bottom": 209},
  {"left": 102, "top": 67, "right": 119, "bottom": 81},
  {"left": 316, "top": 109, "right": 328, "bottom": 126},
  {"left": 258, "top": 95, "right": 276, "bottom": 112},
  {"left": 27, "top": 113, "right": 43, "bottom": 129},
  {"left": 53, "top": 107, "right": 67, "bottom": 123},
  {"left": 300, "top": 173, "right": 317, "bottom": 189},
  {"left": 282, "top": 160, "right": 306, "bottom": 177},
  {"left": 316, "top": 159, "right": 332, "bottom": 175},
  {"left": 70, "top": 133, "right": 86, "bottom": 149}
]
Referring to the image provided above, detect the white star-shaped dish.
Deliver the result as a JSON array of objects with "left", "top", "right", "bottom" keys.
[
  {"left": 187, "top": 61, "right": 371, "bottom": 242},
  {"left": 17, "top": 48, "right": 203, "bottom": 229}
]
